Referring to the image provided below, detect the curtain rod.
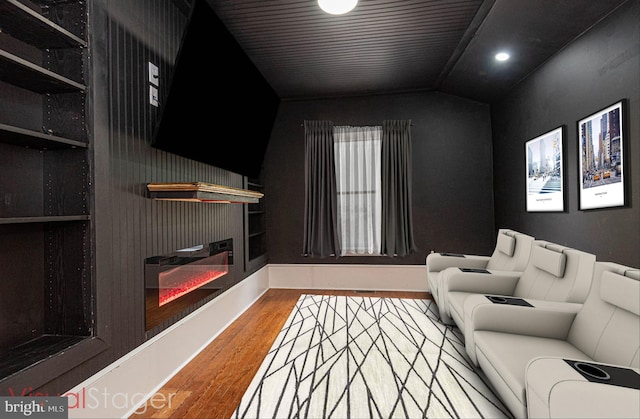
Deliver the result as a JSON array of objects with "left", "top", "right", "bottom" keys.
[{"left": 300, "top": 122, "right": 414, "bottom": 127}]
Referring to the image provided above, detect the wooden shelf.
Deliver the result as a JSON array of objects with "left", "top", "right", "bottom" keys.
[
  {"left": 0, "top": 123, "right": 87, "bottom": 149},
  {"left": 0, "top": 215, "right": 90, "bottom": 225},
  {"left": 0, "top": 0, "right": 87, "bottom": 49},
  {"left": 0, "top": 337, "right": 107, "bottom": 394},
  {"left": 0, "top": 335, "right": 85, "bottom": 379},
  {"left": 147, "top": 182, "right": 264, "bottom": 204},
  {"left": 0, "top": 48, "right": 86, "bottom": 93}
]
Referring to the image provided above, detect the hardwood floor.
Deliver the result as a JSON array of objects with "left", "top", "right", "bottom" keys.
[{"left": 130, "top": 288, "right": 431, "bottom": 419}]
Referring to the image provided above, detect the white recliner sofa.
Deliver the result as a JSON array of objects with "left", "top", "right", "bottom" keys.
[
  {"left": 426, "top": 228, "right": 534, "bottom": 324},
  {"left": 446, "top": 241, "right": 596, "bottom": 333},
  {"left": 466, "top": 261, "right": 640, "bottom": 418}
]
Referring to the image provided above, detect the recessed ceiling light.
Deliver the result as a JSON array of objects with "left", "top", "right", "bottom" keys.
[
  {"left": 318, "top": 0, "right": 358, "bottom": 15},
  {"left": 495, "top": 52, "right": 510, "bottom": 62}
]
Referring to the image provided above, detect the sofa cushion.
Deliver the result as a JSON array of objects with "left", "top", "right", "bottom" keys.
[
  {"left": 474, "top": 331, "right": 590, "bottom": 416},
  {"left": 600, "top": 271, "right": 640, "bottom": 316},
  {"left": 495, "top": 233, "right": 516, "bottom": 256},
  {"left": 531, "top": 245, "right": 566, "bottom": 277}
]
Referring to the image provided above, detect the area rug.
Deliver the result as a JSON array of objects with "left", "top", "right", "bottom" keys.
[{"left": 233, "top": 294, "right": 511, "bottom": 418}]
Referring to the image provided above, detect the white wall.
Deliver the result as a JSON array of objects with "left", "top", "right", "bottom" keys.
[{"left": 269, "top": 263, "right": 426, "bottom": 291}]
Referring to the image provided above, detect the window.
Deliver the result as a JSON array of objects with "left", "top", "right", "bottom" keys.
[
  {"left": 302, "top": 119, "right": 415, "bottom": 258},
  {"left": 334, "top": 126, "right": 382, "bottom": 255}
]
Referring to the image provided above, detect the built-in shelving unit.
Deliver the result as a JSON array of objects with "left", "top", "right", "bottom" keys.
[
  {"left": 0, "top": 0, "right": 96, "bottom": 388},
  {"left": 245, "top": 176, "right": 267, "bottom": 271}
]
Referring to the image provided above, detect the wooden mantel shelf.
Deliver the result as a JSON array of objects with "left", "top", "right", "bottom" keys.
[{"left": 147, "top": 182, "right": 263, "bottom": 204}]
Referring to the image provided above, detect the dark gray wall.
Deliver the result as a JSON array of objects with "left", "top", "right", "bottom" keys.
[
  {"left": 491, "top": 0, "right": 640, "bottom": 266},
  {"left": 34, "top": 0, "right": 251, "bottom": 395},
  {"left": 264, "top": 92, "right": 496, "bottom": 265}
]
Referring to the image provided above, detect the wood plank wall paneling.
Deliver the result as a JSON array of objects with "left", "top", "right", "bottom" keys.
[
  {"left": 104, "top": 0, "right": 246, "bottom": 346},
  {"left": 24, "top": 0, "right": 251, "bottom": 395}
]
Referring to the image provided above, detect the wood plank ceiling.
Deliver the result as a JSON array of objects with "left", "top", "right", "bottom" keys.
[{"left": 200, "top": 0, "right": 629, "bottom": 102}]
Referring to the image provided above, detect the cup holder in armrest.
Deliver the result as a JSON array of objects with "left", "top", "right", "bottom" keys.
[
  {"left": 485, "top": 295, "right": 534, "bottom": 307},
  {"left": 487, "top": 296, "right": 508, "bottom": 304},
  {"left": 573, "top": 361, "right": 611, "bottom": 381},
  {"left": 565, "top": 359, "right": 640, "bottom": 390}
]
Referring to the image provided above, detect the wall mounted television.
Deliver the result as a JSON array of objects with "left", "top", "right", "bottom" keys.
[{"left": 151, "top": 0, "right": 280, "bottom": 178}]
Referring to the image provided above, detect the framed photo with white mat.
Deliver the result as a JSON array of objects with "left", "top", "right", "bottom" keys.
[
  {"left": 525, "top": 126, "right": 565, "bottom": 212},
  {"left": 578, "top": 99, "right": 627, "bottom": 210}
]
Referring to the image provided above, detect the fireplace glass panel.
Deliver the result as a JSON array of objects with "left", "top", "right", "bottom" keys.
[
  {"left": 158, "top": 251, "right": 228, "bottom": 306},
  {"left": 145, "top": 239, "right": 233, "bottom": 332}
]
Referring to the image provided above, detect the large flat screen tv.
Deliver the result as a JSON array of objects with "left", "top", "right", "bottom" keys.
[{"left": 151, "top": 0, "right": 280, "bottom": 178}]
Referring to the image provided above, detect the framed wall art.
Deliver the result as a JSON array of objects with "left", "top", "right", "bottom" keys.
[
  {"left": 578, "top": 100, "right": 626, "bottom": 210},
  {"left": 525, "top": 126, "right": 565, "bottom": 212}
]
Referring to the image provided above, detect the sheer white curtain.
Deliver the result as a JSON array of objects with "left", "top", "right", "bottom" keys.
[{"left": 333, "top": 126, "right": 382, "bottom": 255}]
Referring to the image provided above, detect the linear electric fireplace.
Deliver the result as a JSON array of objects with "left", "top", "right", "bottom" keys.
[{"left": 145, "top": 239, "right": 233, "bottom": 332}]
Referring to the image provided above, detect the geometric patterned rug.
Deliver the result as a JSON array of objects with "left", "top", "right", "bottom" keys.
[{"left": 233, "top": 294, "right": 511, "bottom": 418}]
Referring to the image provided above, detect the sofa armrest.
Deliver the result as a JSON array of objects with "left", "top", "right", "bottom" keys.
[
  {"left": 438, "top": 270, "right": 522, "bottom": 326},
  {"left": 426, "top": 253, "right": 491, "bottom": 273},
  {"left": 444, "top": 269, "right": 521, "bottom": 295},
  {"left": 463, "top": 295, "right": 581, "bottom": 364},
  {"left": 526, "top": 357, "right": 640, "bottom": 418}
]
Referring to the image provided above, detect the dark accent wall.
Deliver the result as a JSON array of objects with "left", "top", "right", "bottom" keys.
[
  {"left": 491, "top": 0, "right": 640, "bottom": 266},
  {"left": 20, "top": 0, "right": 252, "bottom": 395},
  {"left": 264, "top": 92, "right": 496, "bottom": 265}
]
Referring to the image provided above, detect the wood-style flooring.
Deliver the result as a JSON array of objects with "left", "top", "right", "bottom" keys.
[{"left": 130, "top": 288, "right": 431, "bottom": 419}]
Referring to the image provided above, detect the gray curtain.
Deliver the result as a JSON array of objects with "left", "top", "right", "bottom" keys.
[
  {"left": 302, "top": 120, "right": 341, "bottom": 257},
  {"left": 381, "top": 120, "right": 417, "bottom": 256}
]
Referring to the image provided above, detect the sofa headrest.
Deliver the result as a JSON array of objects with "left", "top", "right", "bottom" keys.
[
  {"left": 531, "top": 245, "right": 566, "bottom": 277},
  {"left": 600, "top": 270, "right": 640, "bottom": 316},
  {"left": 544, "top": 243, "right": 567, "bottom": 253},
  {"left": 496, "top": 233, "right": 515, "bottom": 257}
]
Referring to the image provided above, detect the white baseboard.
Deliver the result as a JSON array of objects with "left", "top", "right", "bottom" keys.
[
  {"left": 65, "top": 263, "right": 425, "bottom": 418},
  {"left": 67, "top": 266, "right": 270, "bottom": 419}
]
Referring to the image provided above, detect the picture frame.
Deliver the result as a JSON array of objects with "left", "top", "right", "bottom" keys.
[
  {"left": 525, "top": 126, "right": 565, "bottom": 212},
  {"left": 578, "top": 100, "right": 626, "bottom": 210}
]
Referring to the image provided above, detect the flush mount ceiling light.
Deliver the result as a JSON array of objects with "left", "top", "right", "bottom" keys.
[
  {"left": 495, "top": 52, "right": 510, "bottom": 62},
  {"left": 318, "top": 0, "right": 358, "bottom": 15}
]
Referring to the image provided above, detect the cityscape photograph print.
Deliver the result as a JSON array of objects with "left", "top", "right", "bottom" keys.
[
  {"left": 578, "top": 100, "right": 625, "bottom": 210},
  {"left": 526, "top": 126, "right": 564, "bottom": 212}
]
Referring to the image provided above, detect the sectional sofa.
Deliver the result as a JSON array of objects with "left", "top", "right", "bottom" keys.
[
  {"left": 426, "top": 230, "right": 640, "bottom": 418},
  {"left": 426, "top": 229, "right": 535, "bottom": 325}
]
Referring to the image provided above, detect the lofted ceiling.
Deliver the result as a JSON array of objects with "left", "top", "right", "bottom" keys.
[{"left": 192, "top": 0, "right": 629, "bottom": 103}]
